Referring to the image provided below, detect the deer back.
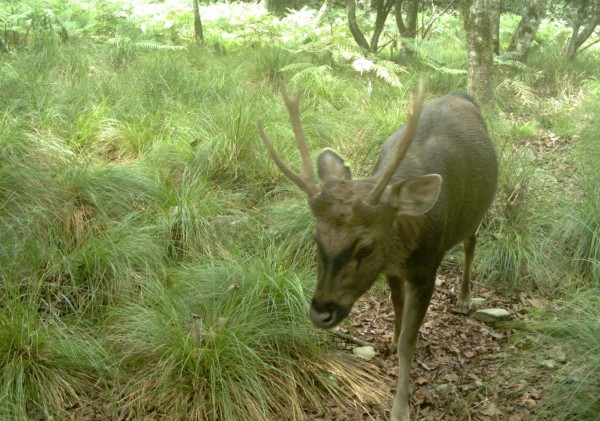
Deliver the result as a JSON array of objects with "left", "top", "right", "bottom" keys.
[{"left": 374, "top": 92, "right": 498, "bottom": 254}]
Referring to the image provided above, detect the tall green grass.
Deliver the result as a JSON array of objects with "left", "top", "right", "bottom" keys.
[
  {"left": 556, "top": 90, "right": 600, "bottom": 286},
  {"left": 0, "top": 5, "right": 398, "bottom": 417},
  {"left": 0, "top": 293, "right": 109, "bottom": 419},
  {"left": 106, "top": 249, "right": 386, "bottom": 420},
  {"left": 532, "top": 289, "right": 600, "bottom": 420},
  {"left": 560, "top": 182, "right": 600, "bottom": 285},
  {"left": 474, "top": 119, "right": 555, "bottom": 291}
]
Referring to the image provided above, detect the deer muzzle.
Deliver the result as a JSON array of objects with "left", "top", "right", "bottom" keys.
[{"left": 309, "top": 298, "right": 350, "bottom": 329}]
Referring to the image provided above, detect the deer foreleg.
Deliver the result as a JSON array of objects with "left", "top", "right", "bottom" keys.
[
  {"left": 386, "top": 275, "right": 405, "bottom": 354},
  {"left": 456, "top": 235, "right": 476, "bottom": 314},
  {"left": 390, "top": 276, "right": 434, "bottom": 421}
]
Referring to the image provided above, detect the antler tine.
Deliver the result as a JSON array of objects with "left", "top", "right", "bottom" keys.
[
  {"left": 257, "top": 88, "right": 320, "bottom": 197},
  {"left": 366, "top": 78, "right": 425, "bottom": 205},
  {"left": 281, "top": 87, "right": 319, "bottom": 195}
]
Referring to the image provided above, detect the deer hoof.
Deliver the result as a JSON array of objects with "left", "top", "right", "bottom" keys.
[{"left": 454, "top": 302, "right": 471, "bottom": 315}]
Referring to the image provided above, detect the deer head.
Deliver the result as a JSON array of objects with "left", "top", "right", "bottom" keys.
[{"left": 258, "top": 81, "right": 441, "bottom": 329}]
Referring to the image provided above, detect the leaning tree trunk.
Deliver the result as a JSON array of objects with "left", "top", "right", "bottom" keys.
[
  {"left": 566, "top": 1, "right": 600, "bottom": 59},
  {"left": 370, "top": 0, "right": 395, "bottom": 51},
  {"left": 313, "top": 0, "right": 333, "bottom": 29},
  {"left": 395, "top": 0, "right": 419, "bottom": 38},
  {"left": 193, "top": 0, "right": 203, "bottom": 42},
  {"left": 507, "top": 0, "right": 548, "bottom": 62},
  {"left": 461, "top": 0, "right": 495, "bottom": 108},
  {"left": 347, "top": 0, "right": 395, "bottom": 52},
  {"left": 347, "top": 0, "right": 371, "bottom": 50}
]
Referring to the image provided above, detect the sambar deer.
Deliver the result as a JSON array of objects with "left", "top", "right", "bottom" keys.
[{"left": 258, "top": 81, "right": 498, "bottom": 421}]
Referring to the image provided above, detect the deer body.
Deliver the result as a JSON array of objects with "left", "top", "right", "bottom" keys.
[
  {"left": 373, "top": 91, "right": 497, "bottom": 267},
  {"left": 259, "top": 86, "right": 498, "bottom": 421}
]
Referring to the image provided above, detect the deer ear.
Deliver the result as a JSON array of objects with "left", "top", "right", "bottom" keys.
[
  {"left": 383, "top": 174, "right": 442, "bottom": 216},
  {"left": 317, "top": 148, "right": 352, "bottom": 182}
]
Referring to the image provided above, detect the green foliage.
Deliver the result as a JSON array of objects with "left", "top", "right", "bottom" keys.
[
  {"left": 560, "top": 183, "right": 600, "bottom": 285},
  {"left": 0, "top": 4, "right": 399, "bottom": 417},
  {"left": 556, "top": 94, "right": 600, "bottom": 286},
  {"left": 0, "top": 146, "right": 170, "bottom": 316},
  {"left": 532, "top": 289, "right": 600, "bottom": 420},
  {"left": 1, "top": 0, "right": 600, "bottom": 418},
  {"left": 394, "top": 14, "right": 468, "bottom": 93},
  {"left": 0, "top": 295, "right": 109, "bottom": 419},
  {"left": 338, "top": 51, "right": 408, "bottom": 87},
  {"left": 261, "top": 194, "right": 316, "bottom": 269},
  {"left": 106, "top": 251, "right": 384, "bottom": 420},
  {"left": 496, "top": 77, "right": 538, "bottom": 109},
  {"left": 475, "top": 126, "right": 553, "bottom": 291}
]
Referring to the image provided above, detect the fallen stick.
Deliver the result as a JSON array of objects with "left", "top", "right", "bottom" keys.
[{"left": 329, "top": 330, "right": 374, "bottom": 347}]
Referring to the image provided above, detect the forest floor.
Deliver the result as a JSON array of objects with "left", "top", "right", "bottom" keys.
[
  {"left": 305, "top": 263, "right": 550, "bottom": 421},
  {"left": 59, "top": 264, "right": 548, "bottom": 421}
]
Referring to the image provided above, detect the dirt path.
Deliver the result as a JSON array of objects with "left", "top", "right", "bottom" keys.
[{"left": 309, "top": 264, "right": 543, "bottom": 421}]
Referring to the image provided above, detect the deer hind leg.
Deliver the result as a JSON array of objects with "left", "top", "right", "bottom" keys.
[
  {"left": 391, "top": 273, "right": 435, "bottom": 421},
  {"left": 456, "top": 234, "right": 476, "bottom": 314},
  {"left": 386, "top": 275, "right": 405, "bottom": 354}
]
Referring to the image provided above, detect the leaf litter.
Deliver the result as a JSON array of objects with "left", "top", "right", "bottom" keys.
[{"left": 305, "top": 263, "right": 551, "bottom": 421}]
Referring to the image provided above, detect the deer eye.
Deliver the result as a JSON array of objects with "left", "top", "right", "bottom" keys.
[{"left": 355, "top": 244, "right": 374, "bottom": 260}]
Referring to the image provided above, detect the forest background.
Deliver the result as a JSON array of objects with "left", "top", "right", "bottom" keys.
[{"left": 1, "top": 0, "right": 599, "bottom": 420}]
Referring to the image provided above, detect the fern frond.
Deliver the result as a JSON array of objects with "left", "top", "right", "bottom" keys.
[
  {"left": 372, "top": 63, "right": 402, "bottom": 87},
  {"left": 352, "top": 58, "right": 374, "bottom": 73},
  {"left": 495, "top": 53, "right": 528, "bottom": 70},
  {"left": 422, "top": 59, "right": 467, "bottom": 75},
  {"left": 284, "top": 63, "right": 332, "bottom": 85},
  {"left": 332, "top": 51, "right": 407, "bottom": 88},
  {"left": 398, "top": 32, "right": 468, "bottom": 77},
  {"left": 131, "top": 41, "right": 186, "bottom": 51},
  {"left": 497, "top": 79, "right": 537, "bottom": 107},
  {"left": 332, "top": 50, "right": 361, "bottom": 66}
]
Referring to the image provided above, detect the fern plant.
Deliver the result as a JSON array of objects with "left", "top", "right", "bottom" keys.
[
  {"left": 337, "top": 50, "right": 407, "bottom": 87},
  {"left": 281, "top": 50, "right": 407, "bottom": 91},
  {"left": 107, "top": 30, "right": 186, "bottom": 67},
  {"left": 496, "top": 68, "right": 542, "bottom": 110}
]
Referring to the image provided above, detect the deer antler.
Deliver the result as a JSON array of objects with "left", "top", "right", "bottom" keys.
[
  {"left": 365, "top": 78, "right": 425, "bottom": 205},
  {"left": 258, "top": 87, "right": 320, "bottom": 197}
]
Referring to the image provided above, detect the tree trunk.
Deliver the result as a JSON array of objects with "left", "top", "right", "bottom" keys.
[
  {"left": 461, "top": 0, "right": 494, "bottom": 108},
  {"left": 395, "top": 0, "right": 419, "bottom": 38},
  {"left": 313, "top": 0, "right": 332, "bottom": 29},
  {"left": 347, "top": 0, "right": 395, "bottom": 52},
  {"left": 506, "top": 0, "right": 548, "bottom": 62},
  {"left": 566, "top": 1, "right": 600, "bottom": 58},
  {"left": 488, "top": 0, "right": 500, "bottom": 55},
  {"left": 193, "top": 0, "right": 203, "bottom": 42},
  {"left": 347, "top": 0, "right": 371, "bottom": 50},
  {"left": 370, "top": 0, "right": 395, "bottom": 51}
]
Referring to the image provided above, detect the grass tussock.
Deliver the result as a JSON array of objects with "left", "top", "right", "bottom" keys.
[
  {"left": 531, "top": 289, "right": 600, "bottom": 420},
  {"left": 106, "top": 253, "right": 387, "bottom": 420},
  {"left": 0, "top": 297, "right": 109, "bottom": 419},
  {"left": 474, "top": 123, "right": 555, "bottom": 291}
]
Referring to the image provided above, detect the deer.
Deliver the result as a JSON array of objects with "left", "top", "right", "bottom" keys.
[{"left": 258, "top": 81, "right": 498, "bottom": 421}]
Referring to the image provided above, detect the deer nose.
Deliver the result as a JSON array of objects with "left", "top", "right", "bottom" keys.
[{"left": 309, "top": 299, "right": 348, "bottom": 329}]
